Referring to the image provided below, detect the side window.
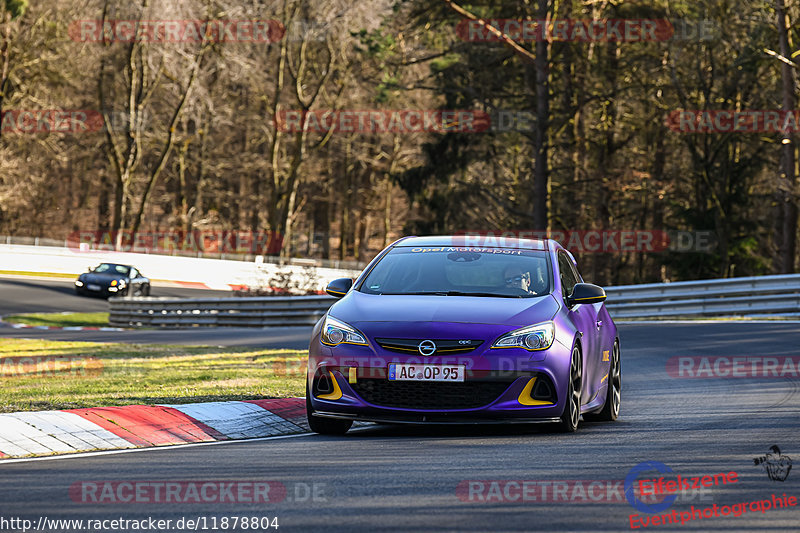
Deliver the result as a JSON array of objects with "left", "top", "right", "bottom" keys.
[
  {"left": 558, "top": 252, "right": 579, "bottom": 298},
  {"left": 130, "top": 268, "right": 139, "bottom": 279},
  {"left": 568, "top": 253, "right": 585, "bottom": 284}
]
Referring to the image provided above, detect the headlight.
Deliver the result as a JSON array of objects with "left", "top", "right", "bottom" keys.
[
  {"left": 492, "top": 321, "right": 555, "bottom": 351},
  {"left": 321, "top": 315, "right": 367, "bottom": 346},
  {"left": 75, "top": 280, "right": 84, "bottom": 287}
]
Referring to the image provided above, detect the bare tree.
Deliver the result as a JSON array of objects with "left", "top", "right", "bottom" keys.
[{"left": 773, "top": 0, "right": 798, "bottom": 273}]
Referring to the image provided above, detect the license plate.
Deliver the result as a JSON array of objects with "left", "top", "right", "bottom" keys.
[
  {"left": 87, "top": 284, "right": 101, "bottom": 291},
  {"left": 387, "top": 364, "right": 465, "bottom": 382}
]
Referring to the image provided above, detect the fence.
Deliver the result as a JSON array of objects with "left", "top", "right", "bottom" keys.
[
  {"left": 107, "top": 274, "right": 800, "bottom": 328},
  {"left": 109, "top": 295, "right": 336, "bottom": 327},
  {"left": 0, "top": 235, "right": 366, "bottom": 270},
  {"left": 0, "top": 241, "right": 362, "bottom": 292},
  {"left": 604, "top": 273, "right": 800, "bottom": 318}
]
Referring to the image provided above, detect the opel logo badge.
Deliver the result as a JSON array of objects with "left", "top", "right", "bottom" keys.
[{"left": 418, "top": 340, "right": 436, "bottom": 356}]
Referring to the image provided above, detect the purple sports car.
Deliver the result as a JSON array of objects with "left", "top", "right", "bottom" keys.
[{"left": 306, "top": 236, "right": 620, "bottom": 434}]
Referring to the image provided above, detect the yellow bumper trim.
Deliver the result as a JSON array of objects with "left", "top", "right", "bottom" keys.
[
  {"left": 317, "top": 371, "right": 343, "bottom": 400},
  {"left": 517, "top": 377, "right": 554, "bottom": 406}
]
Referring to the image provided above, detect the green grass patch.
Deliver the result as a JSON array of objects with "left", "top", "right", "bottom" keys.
[
  {"left": 3, "top": 312, "right": 111, "bottom": 328},
  {"left": 0, "top": 338, "right": 307, "bottom": 412}
]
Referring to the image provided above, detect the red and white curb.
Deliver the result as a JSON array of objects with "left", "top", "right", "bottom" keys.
[{"left": 0, "top": 398, "right": 310, "bottom": 459}]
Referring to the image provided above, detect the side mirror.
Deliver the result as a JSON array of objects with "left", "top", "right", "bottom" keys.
[
  {"left": 325, "top": 278, "right": 353, "bottom": 298},
  {"left": 567, "top": 283, "right": 607, "bottom": 306}
]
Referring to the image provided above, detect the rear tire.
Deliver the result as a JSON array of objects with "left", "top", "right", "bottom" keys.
[
  {"left": 306, "top": 382, "right": 352, "bottom": 435},
  {"left": 557, "top": 345, "right": 582, "bottom": 433},
  {"left": 585, "top": 340, "right": 621, "bottom": 422}
]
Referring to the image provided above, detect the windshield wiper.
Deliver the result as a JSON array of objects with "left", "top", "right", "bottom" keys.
[
  {"left": 380, "top": 291, "right": 521, "bottom": 298},
  {"left": 442, "top": 291, "right": 522, "bottom": 298},
  {"left": 380, "top": 291, "right": 448, "bottom": 295}
]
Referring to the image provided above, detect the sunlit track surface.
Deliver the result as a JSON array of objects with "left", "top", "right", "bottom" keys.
[
  {"left": 0, "top": 322, "right": 313, "bottom": 348},
  {"left": 0, "top": 277, "right": 232, "bottom": 315},
  {"left": 0, "top": 277, "right": 312, "bottom": 348},
  {"left": 1, "top": 323, "right": 798, "bottom": 532}
]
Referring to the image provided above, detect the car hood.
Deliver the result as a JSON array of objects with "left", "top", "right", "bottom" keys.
[
  {"left": 329, "top": 292, "right": 560, "bottom": 328},
  {"left": 81, "top": 272, "right": 127, "bottom": 283}
]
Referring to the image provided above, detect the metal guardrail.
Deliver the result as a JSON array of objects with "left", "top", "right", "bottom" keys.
[
  {"left": 108, "top": 274, "right": 800, "bottom": 328},
  {"left": 109, "top": 295, "right": 336, "bottom": 328},
  {"left": 605, "top": 274, "right": 800, "bottom": 318}
]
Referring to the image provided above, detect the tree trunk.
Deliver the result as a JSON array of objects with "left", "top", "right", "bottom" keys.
[
  {"left": 532, "top": 0, "right": 550, "bottom": 231},
  {"left": 383, "top": 176, "right": 392, "bottom": 249},
  {"left": 776, "top": 0, "right": 798, "bottom": 273},
  {"left": 129, "top": 45, "right": 207, "bottom": 240},
  {"left": 0, "top": 14, "right": 12, "bottom": 141}
]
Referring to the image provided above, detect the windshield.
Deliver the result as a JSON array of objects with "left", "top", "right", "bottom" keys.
[
  {"left": 358, "top": 246, "right": 552, "bottom": 298},
  {"left": 94, "top": 263, "right": 130, "bottom": 276}
]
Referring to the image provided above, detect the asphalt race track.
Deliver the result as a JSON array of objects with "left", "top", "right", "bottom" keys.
[
  {"left": 1, "top": 280, "right": 798, "bottom": 532},
  {"left": 0, "top": 277, "right": 311, "bottom": 348},
  {"left": 0, "top": 322, "right": 312, "bottom": 349},
  {"left": 0, "top": 277, "right": 232, "bottom": 315}
]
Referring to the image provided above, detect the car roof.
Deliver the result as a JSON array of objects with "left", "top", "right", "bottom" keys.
[{"left": 394, "top": 235, "right": 549, "bottom": 251}]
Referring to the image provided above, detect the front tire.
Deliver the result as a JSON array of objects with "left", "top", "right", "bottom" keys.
[
  {"left": 557, "top": 345, "right": 582, "bottom": 432},
  {"left": 586, "top": 340, "right": 621, "bottom": 422},
  {"left": 306, "top": 382, "right": 352, "bottom": 435}
]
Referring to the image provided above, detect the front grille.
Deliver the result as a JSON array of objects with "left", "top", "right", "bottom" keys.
[
  {"left": 349, "top": 379, "right": 513, "bottom": 410},
  {"left": 374, "top": 338, "right": 483, "bottom": 355}
]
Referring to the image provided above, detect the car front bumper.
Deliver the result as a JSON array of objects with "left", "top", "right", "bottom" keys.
[{"left": 307, "top": 320, "right": 574, "bottom": 421}]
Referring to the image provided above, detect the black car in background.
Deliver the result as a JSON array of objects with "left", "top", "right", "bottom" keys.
[{"left": 75, "top": 263, "right": 151, "bottom": 298}]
